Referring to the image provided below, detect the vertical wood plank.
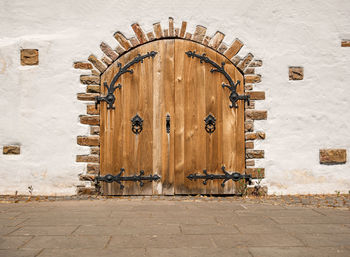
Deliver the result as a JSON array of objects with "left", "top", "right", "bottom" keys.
[{"left": 174, "top": 39, "right": 245, "bottom": 194}]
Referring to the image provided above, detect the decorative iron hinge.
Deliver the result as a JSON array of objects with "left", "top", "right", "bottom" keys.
[
  {"left": 95, "top": 51, "right": 158, "bottom": 110},
  {"left": 95, "top": 168, "right": 160, "bottom": 189},
  {"left": 187, "top": 166, "right": 251, "bottom": 187},
  {"left": 185, "top": 51, "right": 250, "bottom": 108}
]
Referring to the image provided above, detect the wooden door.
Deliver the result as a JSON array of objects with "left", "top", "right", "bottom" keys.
[
  {"left": 100, "top": 40, "right": 175, "bottom": 195},
  {"left": 100, "top": 39, "right": 245, "bottom": 195},
  {"left": 174, "top": 40, "right": 245, "bottom": 195}
]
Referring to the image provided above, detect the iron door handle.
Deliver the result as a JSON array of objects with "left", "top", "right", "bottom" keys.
[{"left": 166, "top": 114, "right": 170, "bottom": 134}]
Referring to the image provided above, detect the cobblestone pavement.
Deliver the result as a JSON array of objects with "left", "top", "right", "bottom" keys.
[{"left": 0, "top": 195, "right": 349, "bottom": 256}]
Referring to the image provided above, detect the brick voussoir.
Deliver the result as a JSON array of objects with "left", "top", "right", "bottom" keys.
[
  {"left": 245, "top": 74, "right": 261, "bottom": 83},
  {"left": 80, "top": 75, "right": 100, "bottom": 85}
]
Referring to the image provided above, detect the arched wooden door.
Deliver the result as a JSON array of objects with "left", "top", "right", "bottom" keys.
[{"left": 99, "top": 39, "right": 245, "bottom": 195}]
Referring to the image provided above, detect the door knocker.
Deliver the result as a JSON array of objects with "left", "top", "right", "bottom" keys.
[
  {"left": 131, "top": 114, "right": 143, "bottom": 134},
  {"left": 204, "top": 114, "right": 216, "bottom": 134}
]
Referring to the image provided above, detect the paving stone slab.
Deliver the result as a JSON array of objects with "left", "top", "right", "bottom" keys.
[
  {"left": 216, "top": 215, "right": 276, "bottom": 225},
  {"left": 0, "top": 236, "right": 32, "bottom": 249},
  {"left": 294, "top": 233, "right": 350, "bottom": 247},
  {"left": 22, "top": 235, "right": 110, "bottom": 249},
  {"left": 0, "top": 218, "right": 28, "bottom": 227},
  {"left": 9, "top": 226, "right": 79, "bottom": 236},
  {"left": 249, "top": 246, "right": 350, "bottom": 257},
  {"left": 120, "top": 216, "right": 217, "bottom": 225},
  {"left": 180, "top": 224, "right": 239, "bottom": 235},
  {"left": 0, "top": 249, "right": 41, "bottom": 257},
  {"left": 74, "top": 224, "right": 181, "bottom": 235},
  {"left": 0, "top": 226, "right": 19, "bottom": 236},
  {"left": 0, "top": 212, "right": 22, "bottom": 219},
  {"left": 211, "top": 233, "right": 304, "bottom": 247},
  {"left": 271, "top": 215, "right": 350, "bottom": 224},
  {"left": 235, "top": 223, "right": 285, "bottom": 233},
  {"left": 145, "top": 247, "right": 250, "bottom": 257},
  {"left": 22, "top": 217, "right": 121, "bottom": 226},
  {"left": 280, "top": 224, "right": 350, "bottom": 234},
  {"left": 108, "top": 235, "right": 214, "bottom": 248},
  {"left": 235, "top": 209, "right": 323, "bottom": 217},
  {"left": 37, "top": 248, "right": 146, "bottom": 257}
]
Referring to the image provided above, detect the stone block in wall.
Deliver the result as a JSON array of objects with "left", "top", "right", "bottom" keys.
[
  {"left": 80, "top": 115, "right": 100, "bottom": 125},
  {"left": 245, "top": 110, "right": 267, "bottom": 120},
  {"left": 244, "top": 120, "right": 254, "bottom": 132},
  {"left": 77, "top": 187, "right": 97, "bottom": 195},
  {"left": 79, "top": 174, "right": 96, "bottom": 181},
  {"left": 320, "top": 149, "right": 347, "bottom": 165},
  {"left": 90, "top": 126, "right": 100, "bottom": 135},
  {"left": 246, "top": 150, "right": 264, "bottom": 159},
  {"left": 87, "top": 105, "right": 99, "bottom": 115},
  {"left": 246, "top": 159, "right": 255, "bottom": 167},
  {"left": 245, "top": 141, "right": 254, "bottom": 149},
  {"left": 245, "top": 75, "right": 261, "bottom": 83},
  {"left": 246, "top": 186, "right": 268, "bottom": 196},
  {"left": 245, "top": 168, "right": 265, "bottom": 179},
  {"left": 3, "top": 145, "right": 20, "bottom": 155},
  {"left": 87, "top": 163, "right": 99, "bottom": 174},
  {"left": 77, "top": 93, "right": 99, "bottom": 101},
  {"left": 245, "top": 132, "right": 265, "bottom": 140},
  {"left": 289, "top": 67, "right": 304, "bottom": 80},
  {"left": 74, "top": 62, "right": 93, "bottom": 69},
  {"left": 76, "top": 154, "right": 99, "bottom": 163},
  {"left": 21, "top": 49, "right": 38, "bottom": 65},
  {"left": 247, "top": 91, "right": 265, "bottom": 100},
  {"left": 90, "top": 147, "right": 100, "bottom": 155},
  {"left": 341, "top": 40, "right": 350, "bottom": 47},
  {"left": 87, "top": 85, "right": 100, "bottom": 93},
  {"left": 80, "top": 75, "right": 100, "bottom": 85},
  {"left": 77, "top": 136, "right": 100, "bottom": 146}
]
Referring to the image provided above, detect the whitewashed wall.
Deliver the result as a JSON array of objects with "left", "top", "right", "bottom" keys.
[{"left": 0, "top": 0, "right": 350, "bottom": 195}]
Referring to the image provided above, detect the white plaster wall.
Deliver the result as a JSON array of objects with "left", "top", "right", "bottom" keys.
[{"left": 0, "top": 0, "right": 350, "bottom": 195}]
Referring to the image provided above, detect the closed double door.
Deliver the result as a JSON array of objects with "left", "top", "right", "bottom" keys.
[{"left": 99, "top": 39, "right": 245, "bottom": 195}]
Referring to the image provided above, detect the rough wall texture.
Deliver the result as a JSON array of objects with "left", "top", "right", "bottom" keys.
[{"left": 0, "top": 0, "right": 350, "bottom": 195}]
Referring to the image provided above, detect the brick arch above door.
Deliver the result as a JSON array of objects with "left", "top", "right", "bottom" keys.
[{"left": 74, "top": 18, "right": 267, "bottom": 195}]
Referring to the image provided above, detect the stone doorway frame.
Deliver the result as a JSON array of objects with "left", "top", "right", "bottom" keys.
[{"left": 73, "top": 18, "right": 266, "bottom": 195}]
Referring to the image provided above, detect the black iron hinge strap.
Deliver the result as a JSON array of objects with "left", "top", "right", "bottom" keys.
[
  {"left": 187, "top": 166, "right": 252, "bottom": 187},
  {"left": 95, "top": 51, "right": 158, "bottom": 110},
  {"left": 185, "top": 51, "right": 249, "bottom": 108},
  {"left": 95, "top": 168, "right": 160, "bottom": 189}
]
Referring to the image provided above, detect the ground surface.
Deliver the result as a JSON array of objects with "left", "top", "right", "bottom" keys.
[{"left": 0, "top": 195, "right": 350, "bottom": 257}]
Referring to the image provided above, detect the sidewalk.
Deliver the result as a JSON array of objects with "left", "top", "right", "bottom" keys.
[{"left": 0, "top": 196, "right": 350, "bottom": 257}]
